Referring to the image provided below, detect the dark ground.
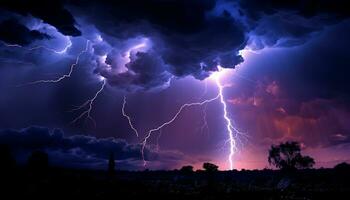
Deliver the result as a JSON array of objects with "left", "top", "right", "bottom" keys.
[{"left": 1, "top": 166, "right": 350, "bottom": 199}]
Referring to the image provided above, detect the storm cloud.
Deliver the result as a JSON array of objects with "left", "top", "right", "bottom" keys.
[
  {"left": 0, "top": 19, "right": 50, "bottom": 46},
  {"left": 1, "top": 0, "right": 81, "bottom": 36},
  {"left": 237, "top": 0, "right": 350, "bottom": 49},
  {"left": 1, "top": 0, "right": 349, "bottom": 90}
]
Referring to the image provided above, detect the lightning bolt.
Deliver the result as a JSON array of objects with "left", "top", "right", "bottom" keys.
[
  {"left": 199, "top": 103, "right": 209, "bottom": 136},
  {"left": 213, "top": 67, "right": 236, "bottom": 170},
  {"left": 198, "top": 80, "right": 210, "bottom": 136},
  {"left": 1, "top": 37, "right": 72, "bottom": 54},
  {"left": 122, "top": 96, "right": 139, "bottom": 137},
  {"left": 140, "top": 94, "right": 220, "bottom": 166},
  {"left": 214, "top": 66, "right": 251, "bottom": 170},
  {"left": 4, "top": 36, "right": 108, "bottom": 128},
  {"left": 138, "top": 66, "right": 244, "bottom": 170},
  {"left": 155, "top": 129, "right": 163, "bottom": 152},
  {"left": 4, "top": 33, "right": 244, "bottom": 169},
  {"left": 71, "top": 78, "right": 106, "bottom": 127},
  {"left": 16, "top": 40, "right": 89, "bottom": 86}
]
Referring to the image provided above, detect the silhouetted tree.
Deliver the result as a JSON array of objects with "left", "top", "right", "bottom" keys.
[
  {"left": 334, "top": 162, "right": 350, "bottom": 171},
  {"left": 268, "top": 141, "right": 315, "bottom": 171},
  {"left": 203, "top": 162, "right": 218, "bottom": 172},
  {"left": 180, "top": 165, "right": 194, "bottom": 173},
  {"left": 295, "top": 154, "right": 315, "bottom": 169},
  {"left": 27, "top": 150, "right": 49, "bottom": 174},
  {"left": 108, "top": 152, "right": 115, "bottom": 176}
]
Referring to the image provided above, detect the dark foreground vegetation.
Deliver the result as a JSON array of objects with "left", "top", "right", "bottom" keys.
[
  {"left": 1, "top": 141, "right": 350, "bottom": 199},
  {"left": 2, "top": 165, "right": 350, "bottom": 199}
]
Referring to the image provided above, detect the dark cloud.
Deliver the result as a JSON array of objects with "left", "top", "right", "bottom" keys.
[
  {"left": 236, "top": 0, "right": 350, "bottom": 49},
  {"left": 161, "top": 15, "right": 246, "bottom": 78},
  {"left": 0, "top": 0, "right": 81, "bottom": 36},
  {"left": 246, "top": 13, "right": 324, "bottom": 49},
  {"left": 2, "top": 0, "right": 349, "bottom": 90},
  {"left": 72, "top": 0, "right": 217, "bottom": 34},
  {"left": 108, "top": 51, "right": 172, "bottom": 90},
  {"left": 238, "top": 0, "right": 350, "bottom": 20},
  {"left": 0, "top": 126, "right": 184, "bottom": 169},
  {"left": 0, "top": 19, "right": 50, "bottom": 45},
  {"left": 67, "top": 0, "right": 247, "bottom": 90},
  {"left": 71, "top": 0, "right": 350, "bottom": 90}
]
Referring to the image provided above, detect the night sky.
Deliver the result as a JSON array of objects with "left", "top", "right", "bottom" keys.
[{"left": 0, "top": 0, "right": 350, "bottom": 170}]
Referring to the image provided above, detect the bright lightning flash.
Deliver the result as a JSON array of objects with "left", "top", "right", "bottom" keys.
[
  {"left": 122, "top": 96, "right": 139, "bottom": 137},
  {"left": 2, "top": 37, "right": 72, "bottom": 54},
  {"left": 213, "top": 66, "right": 237, "bottom": 170},
  {"left": 140, "top": 94, "right": 220, "bottom": 166},
  {"left": 71, "top": 77, "right": 106, "bottom": 127},
  {"left": 6, "top": 35, "right": 107, "bottom": 128},
  {"left": 137, "top": 65, "right": 242, "bottom": 170},
  {"left": 16, "top": 40, "right": 89, "bottom": 86}
]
